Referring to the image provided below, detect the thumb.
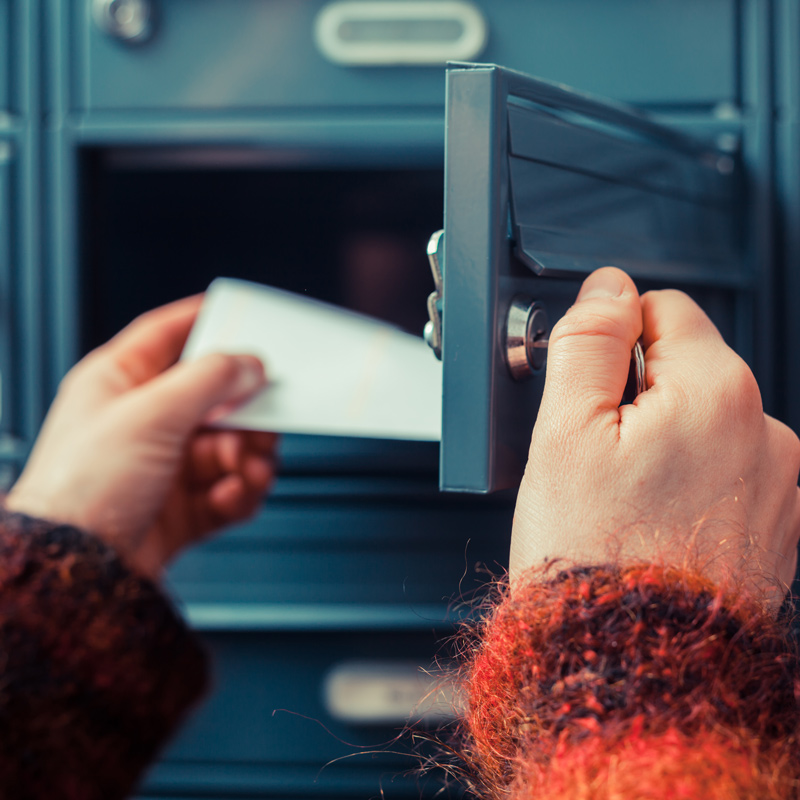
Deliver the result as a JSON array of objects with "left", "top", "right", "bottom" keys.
[
  {"left": 132, "top": 353, "right": 266, "bottom": 436},
  {"left": 539, "top": 267, "right": 642, "bottom": 427}
]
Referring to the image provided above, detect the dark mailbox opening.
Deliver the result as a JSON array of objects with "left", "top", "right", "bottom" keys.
[{"left": 80, "top": 150, "right": 446, "bottom": 476}]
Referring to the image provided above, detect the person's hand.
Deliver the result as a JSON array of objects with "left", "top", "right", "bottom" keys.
[
  {"left": 5, "top": 296, "right": 277, "bottom": 581},
  {"left": 511, "top": 267, "right": 800, "bottom": 605}
]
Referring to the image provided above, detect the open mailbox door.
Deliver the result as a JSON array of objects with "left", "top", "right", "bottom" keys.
[{"left": 433, "top": 63, "right": 744, "bottom": 493}]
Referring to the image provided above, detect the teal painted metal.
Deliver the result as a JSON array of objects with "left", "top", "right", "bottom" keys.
[
  {"left": 158, "top": 629, "right": 447, "bottom": 767},
  {"left": 0, "top": 146, "right": 12, "bottom": 439},
  {"left": 141, "top": 760, "right": 429, "bottom": 798},
  {"left": 71, "top": 111, "right": 446, "bottom": 161},
  {"left": 183, "top": 602, "right": 459, "bottom": 632},
  {"left": 0, "top": 144, "right": 11, "bottom": 441},
  {"left": 16, "top": 0, "right": 45, "bottom": 445},
  {"left": 739, "top": 0, "right": 777, "bottom": 413},
  {"left": 169, "top": 482, "right": 513, "bottom": 609},
  {"left": 776, "top": 0, "right": 800, "bottom": 430},
  {"left": 0, "top": 0, "right": 45, "bottom": 479},
  {"left": 0, "top": 2, "right": 8, "bottom": 114},
  {"left": 72, "top": 0, "right": 737, "bottom": 112}
]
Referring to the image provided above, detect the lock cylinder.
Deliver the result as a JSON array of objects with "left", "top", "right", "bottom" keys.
[{"left": 505, "top": 297, "right": 549, "bottom": 380}]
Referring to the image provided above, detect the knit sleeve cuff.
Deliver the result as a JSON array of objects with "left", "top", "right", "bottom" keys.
[
  {"left": 460, "top": 564, "right": 800, "bottom": 799},
  {"left": 0, "top": 508, "right": 209, "bottom": 799}
]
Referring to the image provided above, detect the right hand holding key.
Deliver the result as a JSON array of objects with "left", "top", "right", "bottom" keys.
[{"left": 510, "top": 267, "right": 800, "bottom": 606}]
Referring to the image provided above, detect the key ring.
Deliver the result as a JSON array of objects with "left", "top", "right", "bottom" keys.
[{"left": 621, "top": 340, "right": 646, "bottom": 405}]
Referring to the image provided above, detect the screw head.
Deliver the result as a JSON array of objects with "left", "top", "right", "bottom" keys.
[{"left": 94, "top": 0, "right": 154, "bottom": 43}]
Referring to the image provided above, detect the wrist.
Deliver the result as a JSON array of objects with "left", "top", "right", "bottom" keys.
[{"left": 3, "top": 485, "right": 166, "bottom": 583}]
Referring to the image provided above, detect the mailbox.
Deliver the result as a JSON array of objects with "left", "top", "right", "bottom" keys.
[
  {"left": 435, "top": 63, "right": 746, "bottom": 493},
  {"left": 16, "top": 2, "right": 786, "bottom": 797}
]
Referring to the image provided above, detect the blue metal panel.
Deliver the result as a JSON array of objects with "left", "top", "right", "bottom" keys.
[
  {"left": 776, "top": 0, "right": 800, "bottom": 430},
  {"left": 0, "top": 144, "right": 12, "bottom": 437},
  {"left": 156, "top": 476, "right": 512, "bottom": 793},
  {"left": 73, "top": 0, "right": 735, "bottom": 113},
  {"left": 0, "top": 0, "right": 16, "bottom": 117},
  {"left": 43, "top": 130, "right": 81, "bottom": 399},
  {"left": 15, "top": 1, "right": 46, "bottom": 443},
  {"left": 738, "top": 0, "right": 776, "bottom": 414},
  {"left": 75, "top": 0, "right": 452, "bottom": 111},
  {"left": 72, "top": 115, "right": 445, "bottom": 163},
  {"left": 167, "top": 478, "right": 512, "bottom": 615},
  {"left": 0, "top": 1, "right": 8, "bottom": 113},
  {"left": 0, "top": 2, "right": 46, "bottom": 466},
  {"left": 485, "top": 0, "right": 736, "bottom": 106},
  {"left": 142, "top": 757, "right": 431, "bottom": 798},
  {"left": 440, "top": 64, "right": 745, "bottom": 493},
  {"left": 155, "top": 630, "right": 440, "bottom": 765}
]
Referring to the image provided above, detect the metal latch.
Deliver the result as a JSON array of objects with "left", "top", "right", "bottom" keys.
[{"left": 423, "top": 229, "right": 444, "bottom": 360}]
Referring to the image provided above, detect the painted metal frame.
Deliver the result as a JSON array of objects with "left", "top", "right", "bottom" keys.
[{"left": 0, "top": 1, "right": 44, "bottom": 480}]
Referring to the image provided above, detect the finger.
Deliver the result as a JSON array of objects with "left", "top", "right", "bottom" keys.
[
  {"left": 187, "top": 431, "right": 244, "bottom": 485},
  {"left": 186, "top": 430, "right": 278, "bottom": 488},
  {"left": 242, "top": 453, "right": 276, "bottom": 492},
  {"left": 246, "top": 430, "right": 280, "bottom": 454},
  {"left": 100, "top": 295, "right": 205, "bottom": 385},
  {"left": 216, "top": 431, "right": 245, "bottom": 473},
  {"left": 640, "top": 290, "right": 732, "bottom": 395},
  {"left": 208, "top": 474, "right": 264, "bottom": 522},
  {"left": 539, "top": 267, "right": 642, "bottom": 426},
  {"left": 134, "top": 353, "right": 266, "bottom": 438},
  {"left": 640, "top": 289, "right": 725, "bottom": 354}
]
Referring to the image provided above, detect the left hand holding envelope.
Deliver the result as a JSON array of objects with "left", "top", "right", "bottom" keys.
[{"left": 5, "top": 295, "right": 277, "bottom": 581}]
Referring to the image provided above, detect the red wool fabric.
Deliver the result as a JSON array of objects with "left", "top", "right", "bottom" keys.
[
  {"left": 459, "top": 564, "right": 800, "bottom": 799},
  {"left": 0, "top": 510, "right": 209, "bottom": 800}
]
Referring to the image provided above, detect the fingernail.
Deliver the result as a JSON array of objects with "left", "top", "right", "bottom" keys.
[
  {"left": 232, "top": 356, "right": 266, "bottom": 394},
  {"left": 576, "top": 269, "right": 625, "bottom": 302}
]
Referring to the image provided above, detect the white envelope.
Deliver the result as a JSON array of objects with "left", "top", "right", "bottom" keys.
[{"left": 181, "top": 278, "right": 443, "bottom": 441}]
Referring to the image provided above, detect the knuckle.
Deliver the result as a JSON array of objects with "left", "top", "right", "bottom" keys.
[
  {"left": 55, "top": 370, "right": 78, "bottom": 397},
  {"left": 57, "top": 349, "right": 104, "bottom": 394},
  {"left": 549, "top": 308, "right": 630, "bottom": 347},
  {"left": 720, "top": 356, "right": 762, "bottom": 417},
  {"left": 644, "top": 288, "right": 692, "bottom": 305},
  {"left": 126, "top": 306, "right": 158, "bottom": 331},
  {"left": 642, "top": 289, "right": 719, "bottom": 341},
  {"left": 772, "top": 418, "right": 800, "bottom": 474},
  {"left": 202, "top": 352, "right": 239, "bottom": 380}
]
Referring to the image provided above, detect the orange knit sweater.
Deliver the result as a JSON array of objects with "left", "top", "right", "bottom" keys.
[
  {"left": 1, "top": 509, "right": 797, "bottom": 799},
  {"left": 458, "top": 564, "right": 800, "bottom": 799}
]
